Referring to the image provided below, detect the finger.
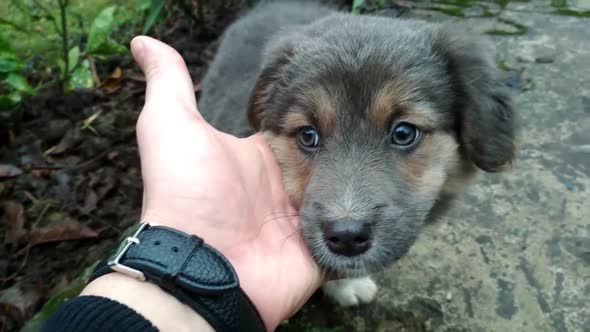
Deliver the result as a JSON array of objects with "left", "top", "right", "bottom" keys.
[{"left": 131, "top": 36, "right": 202, "bottom": 121}]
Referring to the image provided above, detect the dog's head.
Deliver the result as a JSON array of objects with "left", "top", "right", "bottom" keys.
[{"left": 248, "top": 14, "right": 516, "bottom": 276}]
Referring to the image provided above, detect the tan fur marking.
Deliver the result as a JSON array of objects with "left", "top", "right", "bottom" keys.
[
  {"left": 248, "top": 72, "right": 275, "bottom": 130},
  {"left": 396, "top": 135, "right": 432, "bottom": 187},
  {"left": 370, "top": 83, "right": 439, "bottom": 131},
  {"left": 279, "top": 89, "right": 336, "bottom": 136},
  {"left": 396, "top": 102, "right": 441, "bottom": 131},
  {"left": 312, "top": 89, "right": 336, "bottom": 136},
  {"left": 263, "top": 132, "right": 312, "bottom": 208},
  {"left": 442, "top": 157, "right": 478, "bottom": 194},
  {"left": 281, "top": 112, "right": 311, "bottom": 129},
  {"left": 396, "top": 132, "right": 461, "bottom": 194},
  {"left": 370, "top": 81, "right": 414, "bottom": 130}
]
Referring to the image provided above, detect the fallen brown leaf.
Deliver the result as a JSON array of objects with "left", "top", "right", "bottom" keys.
[
  {"left": 127, "top": 73, "right": 146, "bottom": 82},
  {"left": 111, "top": 67, "right": 122, "bottom": 79},
  {"left": 2, "top": 201, "right": 26, "bottom": 244},
  {"left": 87, "top": 171, "right": 101, "bottom": 187},
  {"left": 96, "top": 175, "right": 116, "bottom": 201},
  {"left": 99, "top": 67, "right": 124, "bottom": 94},
  {"left": 28, "top": 219, "right": 99, "bottom": 246},
  {"left": 107, "top": 150, "right": 119, "bottom": 161},
  {"left": 44, "top": 127, "right": 73, "bottom": 155},
  {"left": 82, "top": 189, "right": 98, "bottom": 213},
  {"left": 0, "top": 164, "right": 23, "bottom": 179},
  {"left": 0, "top": 284, "right": 45, "bottom": 325},
  {"left": 30, "top": 169, "right": 52, "bottom": 178}
]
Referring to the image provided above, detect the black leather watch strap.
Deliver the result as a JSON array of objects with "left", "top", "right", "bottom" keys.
[{"left": 89, "top": 223, "right": 266, "bottom": 332}]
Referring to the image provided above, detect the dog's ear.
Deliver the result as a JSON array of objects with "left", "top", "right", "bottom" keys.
[
  {"left": 434, "top": 27, "right": 516, "bottom": 172},
  {"left": 247, "top": 35, "right": 299, "bottom": 131}
]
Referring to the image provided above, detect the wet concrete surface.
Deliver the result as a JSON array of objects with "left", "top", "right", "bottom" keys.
[{"left": 278, "top": 1, "right": 590, "bottom": 331}]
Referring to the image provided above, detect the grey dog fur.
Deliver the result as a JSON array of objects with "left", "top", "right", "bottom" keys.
[
  {"left": 198, "top": 0, "right": 516, "bottom": 277},
  {"left": 199, "top": 1, "right": 337, "bottom": 137}
]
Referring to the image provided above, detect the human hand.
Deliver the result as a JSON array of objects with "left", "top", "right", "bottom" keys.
[{"left": 130, "top": 36, "right": 323, "bottom": 330}]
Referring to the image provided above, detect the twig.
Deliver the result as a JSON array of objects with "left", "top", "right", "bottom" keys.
[
  {"left": 31, "top": 0, "right": 71, "bottom": 90},
  {"left": 24, "top": 191, "right": 38, "bottom": 203},
  {"left": 28, "top": 164, "right": 65, "bottom": 170},
  {"left": 33, "top": 78, "right": 58, "bottom": 92},
  {"left": 71, "top": 149, "right": 109, "bottom": 173},
  {"left": 58, "top": 0, "right": 70, "bottom": 88},
  {"left": 71, "top": 131, "right": 135, "bottom": 173},
  {"left": 88, "top": 57, "right": 101, "bottom": 86},
  {"left": 0, "top": 17, "right": 29, "bottom": 33},
  {"left": 83, "top": 213, "right": 122, "bottom": 232},
  {"left": 30, "top": 0, "right": 62, "bottom": 35},
  {"left": 0, "top": 246, "right": 31, "bottom": 283},
  {"left": 14, "top": 244, "right": 31, "bottom": 261},
  {"left": 33, "top": 203, "right": 52, "bottom": 229}
]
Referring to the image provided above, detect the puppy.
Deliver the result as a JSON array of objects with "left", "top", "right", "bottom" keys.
[{"left": 198, "top": 0, "right": 516, "bottom": 306}]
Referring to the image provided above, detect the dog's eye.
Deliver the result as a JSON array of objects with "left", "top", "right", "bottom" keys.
[
  {"left": 390, "top": 122, "right": 421, "bottom": 147},
  {"left": 297, "top": 126, "right": 320, "bottom": 149}
]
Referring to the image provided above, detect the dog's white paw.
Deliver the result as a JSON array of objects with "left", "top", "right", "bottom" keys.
[{"left": 322, "top": 276, "right": 378, "bottom": 307}]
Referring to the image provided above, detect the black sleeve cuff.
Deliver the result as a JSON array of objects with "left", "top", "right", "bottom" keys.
[{"left": 40, "top": 295, "right": 158, "bottom": 332}]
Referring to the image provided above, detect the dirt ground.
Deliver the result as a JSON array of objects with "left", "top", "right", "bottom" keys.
[{"left": 1, "top": 1, "right": 588, "bottom": 332}]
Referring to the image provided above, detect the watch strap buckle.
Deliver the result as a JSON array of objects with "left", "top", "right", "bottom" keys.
[{"left": 107, "top": 222, "right": 149, "bottom": 281}]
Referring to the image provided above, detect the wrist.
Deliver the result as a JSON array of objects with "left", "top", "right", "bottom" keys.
[
  {"left": 88, "top": 223, "right": 269, "bottom": 331},
  {"left": 81, "top": 273, "right": 214, "bottom": 332}
]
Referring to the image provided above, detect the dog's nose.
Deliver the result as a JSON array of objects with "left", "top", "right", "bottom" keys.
[{"left": 322, "top": 220, "right": 372, "bottom": 256}]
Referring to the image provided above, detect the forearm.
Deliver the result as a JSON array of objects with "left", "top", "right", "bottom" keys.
[{"left": 81, "top": 273, "right": 214, "bottom": 332}]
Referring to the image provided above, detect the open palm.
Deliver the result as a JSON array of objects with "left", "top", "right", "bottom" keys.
[{"left": 133, "top": 36, "right": 323, "bottom": 330}]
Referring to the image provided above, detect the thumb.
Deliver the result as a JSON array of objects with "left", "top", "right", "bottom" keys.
[{"left": 131, "top": 36, "right": 202, "bottom": 121}]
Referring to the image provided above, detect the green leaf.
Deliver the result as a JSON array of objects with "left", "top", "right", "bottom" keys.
[
  {"left": 351, "top": 0, "right": 366, "bottom": 14},
  {"left": 139, "top": 0, "right": 152, "bottom": 11},
  {"left": 89, "top": 39, "right": 128, "bottom": 57},
  {"left": 87, "top": 6, "right": 118, "bottom": 54},
  {"left": 0, "top": 92, "right": 22, "bottom": 110},
  {"left": 142, "top": 0, "right": 166, "bottom": 34},
  {"left": 86, "top": 6, "right": 129, "bottom": 57},
  {"left": 69, "top": 59, "right": 94, "bottom": 89},
  {"left": 0, "top": 32, "right": 12, "bottom": 51},
  {"left": 5, "top": 73, "right": 34, "bottom": 94},
  {"left": 0, "top": 51, "right": 24, "bottom": 73},
  {"left": 68, "top": 46, "right": 80, "bottom": 73}
]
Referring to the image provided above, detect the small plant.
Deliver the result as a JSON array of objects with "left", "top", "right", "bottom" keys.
[
  {"left": 142, "top": 0, "right": 168, "bottom": 34},
  {"left": 0, "top": 1, "right": 131, "bottom": 104},
  {"left": 352, "top": 0, "right": 388, "bottom": 14},
  {"left": 0, "top": 0, "right": 205, "bottom": 124},
  {"left": 41, "top": 3, "right": 129, "bottom": 91},
  {"left": 25, "top": 0, "right": 77, "bottom": 90},
  {"left": 0, "top": 34, "right": 35, "bottom": 123},
  {"left": 65, "top": 5, "right": 129, "bottom": 90},
  {"left": 141, "top": 0, "right": 208, "bottom": 34}
]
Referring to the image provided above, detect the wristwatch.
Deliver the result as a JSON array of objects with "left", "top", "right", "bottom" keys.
[{"left": 88, "top": 222, "right": 266, "bottom": 332}]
